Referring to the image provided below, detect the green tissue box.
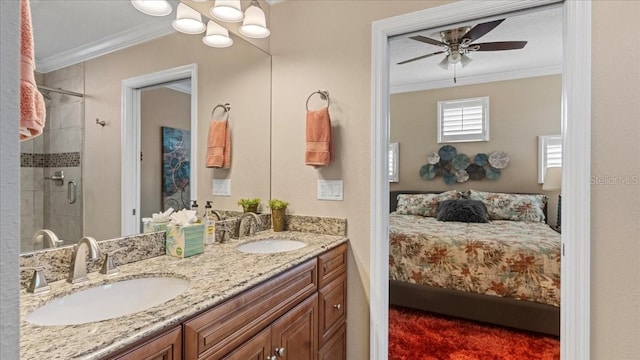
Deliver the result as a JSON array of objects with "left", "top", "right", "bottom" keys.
[
  {"left": 166, "top": 223, "right": 204, "bottom": 258},
  {"left": 143, "top": 221, "right": 169, "bottom": 233}
]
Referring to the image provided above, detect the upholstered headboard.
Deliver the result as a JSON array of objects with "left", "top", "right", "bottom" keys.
[{"left": 389, "top": 190, "right": 549, "bottom": 224}]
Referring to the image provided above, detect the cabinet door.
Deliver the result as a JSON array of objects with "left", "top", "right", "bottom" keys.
[
  {"left": 318, "top": 324, "right": 346, "bottom": 360},
  {"left": 222, "top": 327, "right": 271, "bottom": 360},
  {"left": 111, "top": 326, "right": 182, "bottom": 360},
  {"left": 271, "top": 293, "right": 318, "bottom": 360},
  {"left": 318, "top": 272, "right": 347, "bottom": 346}
]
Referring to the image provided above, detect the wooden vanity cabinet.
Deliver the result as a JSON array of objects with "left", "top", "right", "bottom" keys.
[
  {"left": 107, "top": 325, "right": 182, "bottom": 360},
  {"left": 317, "top": 244, "right": 347, "bottom": 359},
  {"left": 103, "top": 243, "right": 347, "bottom": 360}
]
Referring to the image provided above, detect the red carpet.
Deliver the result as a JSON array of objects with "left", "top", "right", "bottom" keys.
[{"left": 389, "top": 306, "right": 560, "bottom": 360}]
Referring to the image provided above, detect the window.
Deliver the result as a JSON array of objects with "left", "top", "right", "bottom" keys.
[
  {"left": 538, "top": 135, "right": 562, "bottom": 183},
  {"left": 437, "top": 97, "right": 489, "bottom": 143},
  {"left": 389, "top": 143, "right": 399, "bottom": 183}
]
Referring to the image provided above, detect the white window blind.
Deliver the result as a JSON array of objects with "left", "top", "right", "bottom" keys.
[
  {"left": 437, "top": 97, "right": 489, "bottom": 143},
  {"left": 389, "top": 143, "right": 399, "bottom": 183},
  {"left": 538, "top": 135, "right": 562, "bottom": 183}
]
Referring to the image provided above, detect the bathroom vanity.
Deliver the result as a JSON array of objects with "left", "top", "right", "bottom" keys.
[{"left": 19, "top": 231, "right": 347, "bottom": 360}]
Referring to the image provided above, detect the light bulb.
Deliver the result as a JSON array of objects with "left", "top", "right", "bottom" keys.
[{"left": 131, "top": 0, "right": 172, "bottom": 16}]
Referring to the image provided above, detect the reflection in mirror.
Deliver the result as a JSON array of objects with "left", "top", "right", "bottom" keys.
[
  {"left": 140, "top": 79, "right": 193, "bottom": 230},
  {"left": 21, "top": 2, "right": 271, "bottom": 253}
]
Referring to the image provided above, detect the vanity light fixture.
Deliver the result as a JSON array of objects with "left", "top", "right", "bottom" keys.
[
  {"left": 203, "top": 20, "right": 233, "bottom": 48},
  {"left": 210, "top": 0, "right": 244, "bottom": 23},
  {"left": 173, "top": 3, "right": 207, "bottom": 34},
  {"left": 131, "top": 0, "right": 172, "bottom": 16},
  {"left": 239, "top": 0, "right": 270, "bottom": 38}
]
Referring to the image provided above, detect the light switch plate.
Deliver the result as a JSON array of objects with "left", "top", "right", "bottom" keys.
[
  {"left": 317, "top": 180, "right": 343, "bottom": 201},
  {"left": 212, "top": 179, "right": 231, "bottom": 196}
]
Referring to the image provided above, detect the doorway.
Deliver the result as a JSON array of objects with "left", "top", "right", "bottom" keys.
[{"left": 370, "top": 1, "right": 591, "bottom": 359}]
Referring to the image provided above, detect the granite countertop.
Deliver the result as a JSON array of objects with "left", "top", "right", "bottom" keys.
[{"left": 20, "top": 231, "right": 347, "bottom": 359}]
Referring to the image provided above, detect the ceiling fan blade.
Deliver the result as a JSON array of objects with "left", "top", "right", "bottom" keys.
[
  {"left": 472, "top": 41, "right": 528, "bottom": 51},
  {"left": 462, "top": 19, "right": 505, "bottom": 43},
  {"left": 409, "top": 35, "right": 447, "bottom": 47},
  {"left": 397, "top": 50, "right": 446, "bottom": 65}
]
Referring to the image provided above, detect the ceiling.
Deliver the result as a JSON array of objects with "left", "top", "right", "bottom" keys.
[
  {"left": 389, "top": 5, "right": 562, "bottom": 93},
  {"left": 31, "top": 1, "right": 561, "bottom": 89}
]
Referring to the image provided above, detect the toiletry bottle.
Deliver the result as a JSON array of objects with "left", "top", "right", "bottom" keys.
[
  {"left": 204, "top": 201, "right": 217, "bottom": 245},
  {"left": 191, "top": 200, "right": 201, "bottom": 223}
]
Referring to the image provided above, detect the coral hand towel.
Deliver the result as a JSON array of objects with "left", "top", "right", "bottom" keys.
[
  {"left": 20, "top": 0, "right": 46, "bottom": 141},
  {"left": 206, "top": 120, "right": 231, "bottom": 168},
  {"left": 305, "top": 107, "right": 332, "bottom": 166}
]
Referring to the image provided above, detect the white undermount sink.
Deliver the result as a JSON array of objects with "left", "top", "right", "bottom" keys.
[
  {"left": 236, "top": 238, "right": 307, "bottom": 254},
  {"left": 25, "top": 277, "right": 190, "bottom": 326}
]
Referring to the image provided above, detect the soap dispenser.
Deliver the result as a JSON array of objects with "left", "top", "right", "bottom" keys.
[
  {"left": 191, "top": 200, "right": 201, "bottom": 223},
  {"left": 204, "top": 201, "right": 217, "bottom": 245}
]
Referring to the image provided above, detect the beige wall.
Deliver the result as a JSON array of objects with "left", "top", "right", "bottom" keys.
[
  {"left": 270, "top": 1, "right": 451, "bottom": 358},
  {"left": 140, "top": 87, "right": 191, "bottom": 220},
  {"left": 83, "top": 32, "right": 271, "bottom": 240},
  {"left": 270, "top": 1, "right": 640, "bottom": 359},
  {"left": 390, "top": 75, "right": 562, "bottom": 225},
  {"left": 591, "top": 1, "right": 640, "bottom": 358}
]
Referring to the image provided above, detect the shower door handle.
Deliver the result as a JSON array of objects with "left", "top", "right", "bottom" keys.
[{"left": 68, "top": 180, "right": 77, "bottom": 204}]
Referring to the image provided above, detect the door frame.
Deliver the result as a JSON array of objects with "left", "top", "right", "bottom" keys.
[
  {"left": 121, "top": 64, "right": 198, "bottom": 236},
  {"left": 370, "top": 1, "right": 591, "bottom": 358}
]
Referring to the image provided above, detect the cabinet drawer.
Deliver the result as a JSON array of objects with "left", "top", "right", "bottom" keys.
[
  {"left": 184, "top": 259, "right": 317, "bottom": 360},
  {"left": 318, "top": 243, "right": 347, "bottom": 288},
  {"left": 318, "top": 324, "right": 346, "bottom": 360},
  {"left": 108, "top": 326, "right": 182, "bottom": 360},
  {"left": 318, "top": 272, "right": 347, "bottom": 345}
]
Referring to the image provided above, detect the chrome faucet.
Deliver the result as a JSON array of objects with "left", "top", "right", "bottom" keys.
[
  {"left": 67, "top": 236, "right": 102, "bottom": 284},
  {"left": 211, "top": 210, "right": 223, "bottom": 221},
  {"left": 236, "top": 212, "right": 262, "bottom": 238},
  {"left": 32, "top": 229, "right": 64, "bottom": 249}
]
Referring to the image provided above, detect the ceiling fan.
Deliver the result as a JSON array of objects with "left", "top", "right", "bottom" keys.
[{"left": 398, "top": 19, "right": 527, "bottom": 70}]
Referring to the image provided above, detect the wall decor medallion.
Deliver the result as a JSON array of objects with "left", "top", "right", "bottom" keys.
[
  {"left": 427, "top": 152, "right": 440, "bottom": 164},
  {"left": 419, "top": 145, "right": 509, "bottom": 184}
]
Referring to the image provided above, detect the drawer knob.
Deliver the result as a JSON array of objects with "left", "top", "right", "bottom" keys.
[
  {"left": 333, "top": 303, "right": 342, "bottom": 310},
  {"left": 275, "top": 347, "right": 286, "bottom": 356}
]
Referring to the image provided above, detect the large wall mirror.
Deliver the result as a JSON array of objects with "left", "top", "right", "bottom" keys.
[{"left": 20, "top": 1, "right": 271, "bottom": 253}]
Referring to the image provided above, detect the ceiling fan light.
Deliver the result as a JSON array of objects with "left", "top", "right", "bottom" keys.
[
  {"left": 239, "top": 1, "right": 270, "bottom": 38},
  {"left": 131, "top": 0, "right": 172, "bottom": 17},
  {"left": 203, "top": 21, "right": 233, "bottom": 48},
  {"left": 448, "top": 51, "right": 462, "bottom": 64},
  {"left": 460, "top": 54, "right": 472, "bottom": 67},
  {"left": 173, "top": 3, "right": 206, "bottom": 34},
  {"left": 438, "top": 56, "right": 449, "bottom": 70},
  {"left": 210, "top": 0, "right": 244, "bottom": 23}
]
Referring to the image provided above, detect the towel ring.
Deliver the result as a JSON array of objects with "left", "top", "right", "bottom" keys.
[
  {"left": 210, "top": 103, "right": 230, "bottom": 121},
  {"left": 306, "top": 90, "right": 330, "bottom": 111}
]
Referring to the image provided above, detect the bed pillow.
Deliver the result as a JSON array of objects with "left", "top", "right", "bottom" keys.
[
  {"left": 465, "top": 190, "right": 547, "bottom": 223},
  {"left": 436, "top": 199, "right": 489, "bottom": 223},
  {"left": 396, "top": 191, "right": 462, "bottom": 217}
]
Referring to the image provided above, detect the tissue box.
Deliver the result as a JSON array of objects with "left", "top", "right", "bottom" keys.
[
  {"left": 143, "top": 221, "right": 169, "bottom": 233},
  {"left": 165, "top": 223, "right": 204, "bottom": 258}
]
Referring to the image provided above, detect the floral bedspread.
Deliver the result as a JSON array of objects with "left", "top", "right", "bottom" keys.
[{"left": 389, "top": 213, "right": 561, "bottom": 307}]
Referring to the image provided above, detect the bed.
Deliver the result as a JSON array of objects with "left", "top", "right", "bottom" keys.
[{"left": 389, "top": 190, "right": 561, "bottom": 336}]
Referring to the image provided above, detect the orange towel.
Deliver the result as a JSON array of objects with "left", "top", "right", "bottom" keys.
[
  {"left": 206, "top": 120, "right": 231, "bottom": 169},
  {"left": 305, "top": 107, "right": 332, "bottom": 166},
  {"left": 19, "top": 0, "right": 46, "bottom": 141}
]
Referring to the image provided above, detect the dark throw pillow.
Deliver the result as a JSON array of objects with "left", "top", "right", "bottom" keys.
[{"left": 436, "top": 199, "right": 489, "bottom": 223}]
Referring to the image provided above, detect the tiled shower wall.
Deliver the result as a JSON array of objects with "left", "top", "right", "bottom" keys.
[{"left": 20, "top": 63, "right": 84, "bottom": 252}]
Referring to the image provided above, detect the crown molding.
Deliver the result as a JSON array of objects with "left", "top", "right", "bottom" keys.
[
  {"left": 35, "top": 20, "right": 175, "bottom": 73},
  {"left": 391, "top": 64, "right": 562, "bottom": 94}
]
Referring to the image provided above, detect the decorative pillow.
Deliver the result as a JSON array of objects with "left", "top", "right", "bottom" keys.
[
  {"left": 465, "top": 190, "right": 547, "bottom": 223},
  {"left": 396, "top": 191, "right": 462, "bottom": 217},
  {"left": 436, "top": 199, "right": 489, "bottom": 223}
]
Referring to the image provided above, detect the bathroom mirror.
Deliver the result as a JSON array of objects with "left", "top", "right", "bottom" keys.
[{"left": 20, "top": 1, "right": 271, "bottom": 253}]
